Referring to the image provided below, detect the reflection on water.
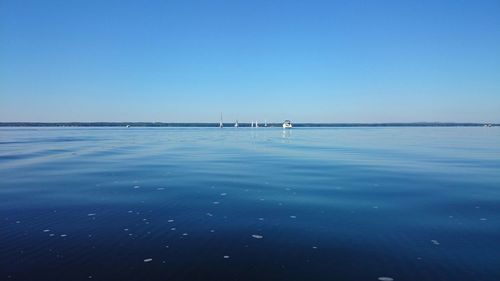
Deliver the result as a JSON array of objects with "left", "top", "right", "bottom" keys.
[
  {"left": 1, "top": 127, "right": 500, "bottom": 281},
  {"left": 282, "top": 128, "right": 292, "bottom": 139}
]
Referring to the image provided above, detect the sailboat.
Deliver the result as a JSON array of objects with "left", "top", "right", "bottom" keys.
[
  {"left": 234, "top": 120, "right": 239, "bottom": 127},
  {"left": 251, "top": 121, "right": 254, "bottom": 127},
  {"left": 255, "top": 121, "right": 259, "bottom": 127},
  {"left": 264, "top": 120, "right": 267, "bottom": 127},
  {"left": 219, "top": 113, "right": 223, "bottom": 128}
]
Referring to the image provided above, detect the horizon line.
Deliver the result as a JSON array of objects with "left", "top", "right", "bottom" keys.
[{"left": 0, "top": 122, "right": 497, "bottom": 127}]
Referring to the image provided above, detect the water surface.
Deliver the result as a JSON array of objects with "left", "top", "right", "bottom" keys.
[{"left": 1, "top": 127, "right": 499, "bottom": 281}]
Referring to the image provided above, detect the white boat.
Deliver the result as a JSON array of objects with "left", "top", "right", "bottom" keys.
[
  {"left": 255, "top": 121, "right": 259, "bottom": 127},
  {"left": 234, "top": 120, "right": 239, "bottom": 127},
  {"left": 219, "top": 113, "right": 223, "bottom": 128},
  {"left": 251, "top": 121, "right": 254, "bottom": 127},
  {"left": 282, "top": 120, "right": 292, "bottom": 129}
]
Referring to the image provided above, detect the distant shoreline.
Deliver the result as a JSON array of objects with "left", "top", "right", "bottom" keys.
[{"left": 0, "top": 122, "right": 497, "bottom": 127}]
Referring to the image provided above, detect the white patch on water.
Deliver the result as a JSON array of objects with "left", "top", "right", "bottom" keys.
[
  {"left": 144, "top": 258, "right": 152, "bottom": 262},
  {"left": 87, "top": 213, "right": 96, "bottom": 216},
  {"left": 431, "top": 240, "right": 440, "bottom": 245},
  {"left": 378, "top": 277, "right": 394, "bottom": 281},
  {"left": 223, "top": 255, "right": 230, "bottom": 259},
  {"left": 252, "top": 234, "right": 263, "bottom": 239}
]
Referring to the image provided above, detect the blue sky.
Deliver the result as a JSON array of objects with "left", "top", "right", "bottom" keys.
[{"left": 1, "top": 0, "right": 499, "bottom": 123}]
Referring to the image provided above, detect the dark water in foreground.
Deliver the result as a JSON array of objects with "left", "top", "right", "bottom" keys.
[{"left": 1, "top": 127, "right": 499, "bottom": 281}]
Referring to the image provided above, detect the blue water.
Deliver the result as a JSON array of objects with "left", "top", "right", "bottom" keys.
[{"left": 1, "top": 127, "right": 499, "bottom": 281}]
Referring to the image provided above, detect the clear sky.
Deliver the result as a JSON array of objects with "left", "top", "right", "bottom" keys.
[{"left": 1, "top": 0, "right": 499, "bottom": 123}]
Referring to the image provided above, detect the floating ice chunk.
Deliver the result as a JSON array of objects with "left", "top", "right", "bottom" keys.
[
  {"left": 431, "top": 240, "right": 440, "bottom": 245},
  {"left": 252, "top": 234, "right": 263, "bottom": 239},
  {"left": 144, "top": 258, "right": 152, "bottom": 263}
]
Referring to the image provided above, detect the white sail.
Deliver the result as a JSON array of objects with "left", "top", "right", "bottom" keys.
[{"left": 219, "top": 113, "right": 223, "bottom": 128}]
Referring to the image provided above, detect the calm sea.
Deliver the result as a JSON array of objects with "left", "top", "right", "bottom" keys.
[{"left": 1, "top": 127, "right": 499, "bottom": 281}]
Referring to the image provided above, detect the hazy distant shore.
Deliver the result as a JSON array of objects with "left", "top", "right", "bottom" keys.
[{"left": 0, "top": 122, "right": 497, "bottom": 127}]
